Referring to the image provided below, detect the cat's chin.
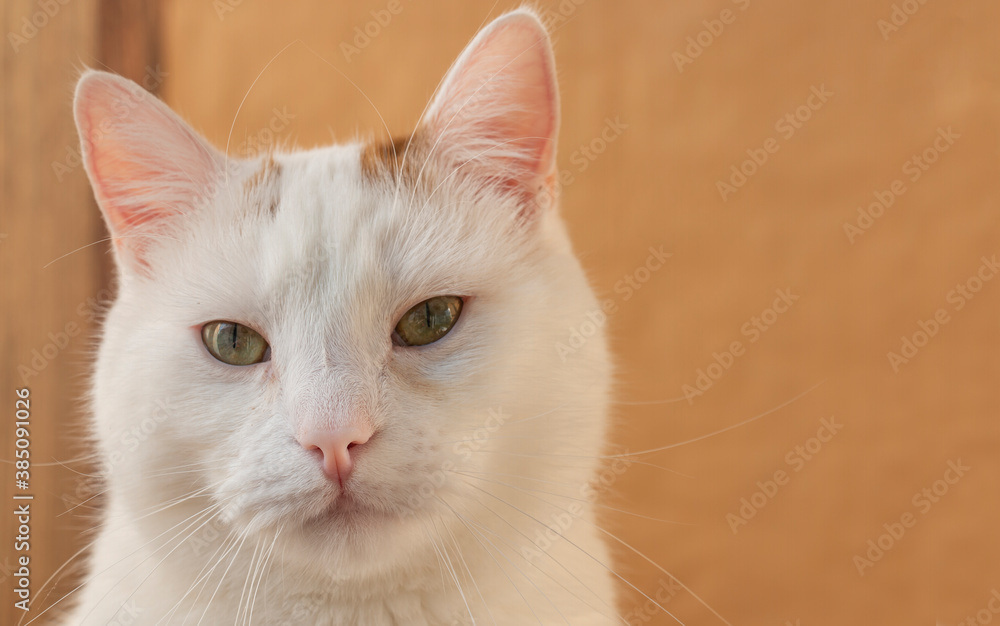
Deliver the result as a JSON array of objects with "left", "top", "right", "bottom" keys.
[
  {"left": 300, "top": 490, "right": 427, "bottom": 536},
  {"left": 272, "top": 496, "right": 435, "bottom": 576}
]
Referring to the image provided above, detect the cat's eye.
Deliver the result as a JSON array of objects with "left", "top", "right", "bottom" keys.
[
  {"left": 393, "top": 296, "right": 464, "bottom": 347},
  {"left": 202, "top": 321, "right": 270, "bottom": 366}
]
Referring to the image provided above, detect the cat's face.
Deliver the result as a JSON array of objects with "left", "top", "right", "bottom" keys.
[{"left": 77, "top": 10, "right": 609, "bottom": 575}]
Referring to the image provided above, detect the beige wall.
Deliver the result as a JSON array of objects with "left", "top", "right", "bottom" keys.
[{"left": 4, "top": 0, "right": 1000, "bottom": 624}]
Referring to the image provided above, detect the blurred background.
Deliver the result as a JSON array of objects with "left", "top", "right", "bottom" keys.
[{"left": 3, "top": 0, "right": 999, "bottom": 624}]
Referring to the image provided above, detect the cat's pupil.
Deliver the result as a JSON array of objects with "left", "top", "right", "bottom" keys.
[
  {"left": 394, "top": 296, "right": 463, "bottom": 346},
  {"left": 202, "top": 321, "right": 269, "bottom": 366}
]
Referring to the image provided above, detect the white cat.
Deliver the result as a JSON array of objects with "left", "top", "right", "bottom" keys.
[{"left": 61, "top": 9, "right": 619, "bottom": 625}]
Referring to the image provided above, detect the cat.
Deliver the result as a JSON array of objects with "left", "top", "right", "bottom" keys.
[{"left": 60, "top": 8, "right": 620, "bottom": 624}]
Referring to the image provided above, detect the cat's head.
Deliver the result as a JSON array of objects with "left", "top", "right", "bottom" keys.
[{"left": 75, "top": 9, "right": 610, "bottom": 574}]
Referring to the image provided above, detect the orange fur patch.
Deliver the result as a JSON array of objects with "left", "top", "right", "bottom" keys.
[
  {"left": 360, "top": 133, "right": 425, "bottom": 184},
  {"left": 244, "top": 155, "right": 282, "bottom": 215}
]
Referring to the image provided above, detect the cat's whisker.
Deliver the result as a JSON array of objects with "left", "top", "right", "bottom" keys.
[
  {"left": 0, "top": 451, "right": 100, "bottom": 467},
  {"left": 437, "top": 496, "right": 560, "bottom": 625},
  {"left": 246, "top": 526, "right": 281, "bottom": 626},
  {"left": 179, "top": 529, "right": 245, "bottom": 625},
  {"left": 613, "top": 396, "right": 691, "bottom": 405},
  {"left": 144, "top": 465, "right": 230, "bottom": 479},
  {"left": 443, "top": 495, "right": 627, "bottom": 625},
  {"left": 435, "top": 434, "right": 559, "bottom": 445},
  {"left": 503, "top": 404, "right": 569, "bottom": 426},
  {"left": 235, "top": 535, "right": 263, "bottom": 626},
  {"left": 73, "top": 502, "right": 226, "bottom": 625},
  {"left": 592, "top": 522, "right": 735, "bottom": 626},
  {"left": 459, "top": 479, "right": 688, "bottom": 626},
  {"left": 223, "top": 38, "right": 299, "bottom": 183},
  {"left": 107, "top": 505, "right": 230, "bottom": 624},
  {"left": 466, "top": 449, "right": 693, "bottom": 478},
  {"left": 447, "top": 493, "right": 630, "bottom": 625},
  {"left": 596, "top": 381, "right": 823, "bottom": 459},
  {"left": 421, "top": 516, "right": 475, "bottom": 624},
  {"left": 126, "top": 481, "right": 228, "bottom": 522},
  {"left": 196, "top": 520, "right": 253, "bottom": 626},
  {"left": 42, "top": 231, "right": 187, "bottom": 269},
  {"left": 144, "top": 459, "right": 232, "bottom": 474},
  {"left": 436, "top": 515, "right": 479, "bottom": 625},
  {"left": 450, "top": 470, "right": 692, "bottom": 525},
  {"left": 437, "top": 510, "right": 497, "bottom": 625},
  {"left": 293, "top": 38, "right": 397, "bottom": 151},
  {"left": 158, "top": 526, "right": 240, "bottom": 625},
  {"left": 23, "top": 499, "right": 229, "bottom": 626},
  {"left": 58, "top": 486, "right": 113, "bottom": 517},
  {"left": 471, "top": 476, "right": 734, "bottom": 626},
  {"left": 50, "top": 456, "right": 104, "bottom": 476},
  {"left": 388, "top": 0, "right": 502, "bottom": 210},
  {"left": 448, "top": 468, "right": 589, "bottom": 489},
  {"left": 419, "top": 517, "right": 450, "bottom": 591},
  {"left": 60, "top": 466, "right": 226, "bottom": 520},
  {"left": 23, "top": 533, "right": 105, "bottom": 626}
]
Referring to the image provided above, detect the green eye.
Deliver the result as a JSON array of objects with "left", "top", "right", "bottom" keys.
[
  {"left": 394, "top": 296, "right": 463, "bottom": 347},
  {"left": 202, "top": 321, "right": 270, "bottom": 365}
]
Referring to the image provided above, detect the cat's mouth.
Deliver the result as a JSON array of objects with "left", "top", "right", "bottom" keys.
[
  {"left": 303, "top": 497, "right": 396, "bottom": 533},
  {"left": 304, "top": 493, "right": 401, "bottom": 530}
]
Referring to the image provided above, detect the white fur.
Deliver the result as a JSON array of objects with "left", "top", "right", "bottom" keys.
[{"left": 62, "top": 9, "right": 617, "bottom": 625}]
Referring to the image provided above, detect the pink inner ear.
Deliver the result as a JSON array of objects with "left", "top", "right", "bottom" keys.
[
  {"left": 424, "top": 11, "right": 559, "bottom": 203},
  {"left": 75, "top": 71, "right": 223, "bottom": 263}
]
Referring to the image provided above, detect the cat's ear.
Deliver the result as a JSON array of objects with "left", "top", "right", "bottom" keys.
[
  {"left": 74, "top": 70, "right": 226, "bottom": 274},
  {"left": 422, "top": 9, "right": 559, "bottom": 215}
]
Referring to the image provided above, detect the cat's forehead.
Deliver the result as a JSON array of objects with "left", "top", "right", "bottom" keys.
[
  {"left": 260, "top": 144, "right": 446, "bottom": 278},
  {"left": 224, "top": 144, "right": 513, "bottom": 304}
]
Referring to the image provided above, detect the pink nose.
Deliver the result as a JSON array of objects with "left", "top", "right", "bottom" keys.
[{"left": 297, "top": 426, "right": 372, "bottom": 486}]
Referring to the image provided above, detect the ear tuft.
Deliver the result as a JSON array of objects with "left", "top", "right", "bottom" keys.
[
  {"left": 74, "top": 70, "right": 225, "bottom": 272},
  {"left": 422, "top": 9, "right": 559, "bottom": 214}
]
